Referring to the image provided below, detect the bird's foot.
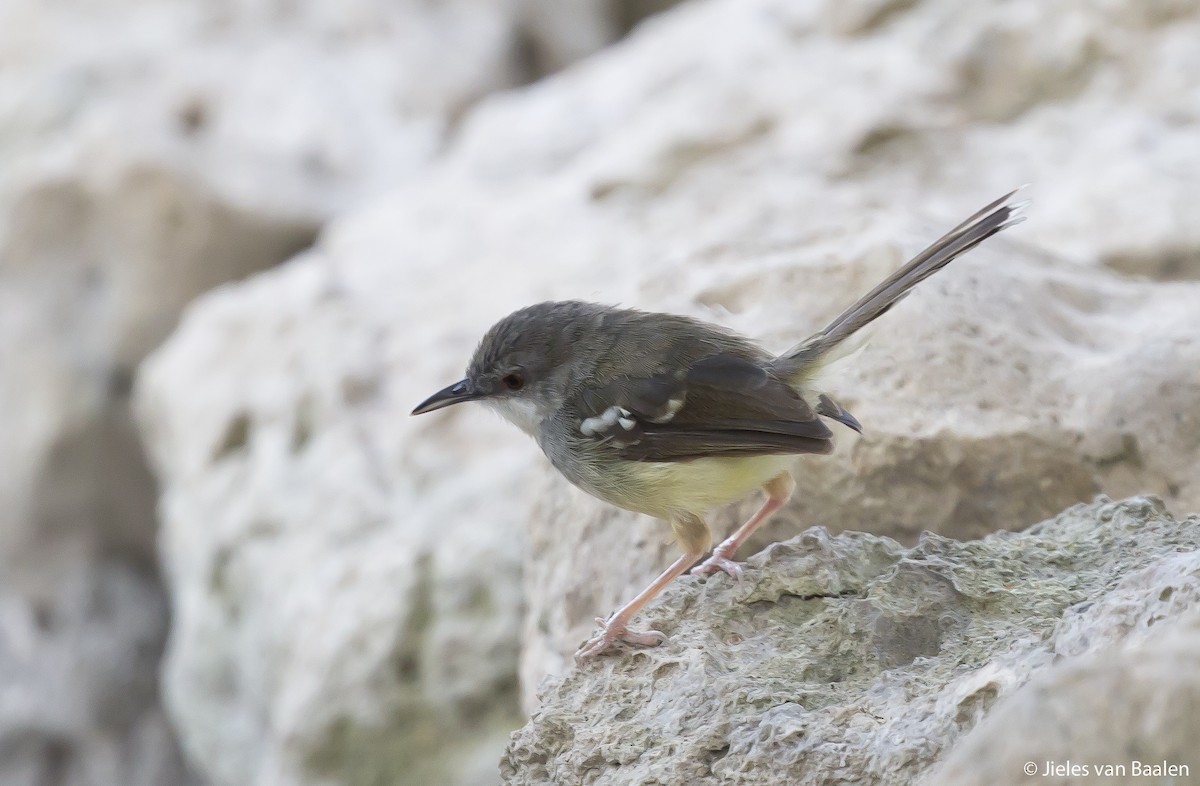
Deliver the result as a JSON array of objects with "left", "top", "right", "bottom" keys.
[
  {"left": 575, "top": 616, "right": 666, "bottom": 662},
  {"left": 690, "top": 551, "right": 744, "bottom": 585}
]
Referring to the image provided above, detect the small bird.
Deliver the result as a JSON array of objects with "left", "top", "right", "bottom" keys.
[{"left": 413, "top": 190, "right": 1026, "bottom": 660}]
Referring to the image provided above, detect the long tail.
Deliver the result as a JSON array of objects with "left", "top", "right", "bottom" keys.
[{"left": 775, "top": 188, "right": 1027, "bottom": 375}]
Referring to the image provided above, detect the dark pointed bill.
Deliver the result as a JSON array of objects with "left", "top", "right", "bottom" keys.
[{"left": 411, "top": 379, "right": 481, "bottom": 415}]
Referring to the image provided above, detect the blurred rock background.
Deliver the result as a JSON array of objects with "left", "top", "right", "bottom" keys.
[
  {"left": 3, "top": 0, "right": 1199, "bottom": 785},
  {"left": 0, "top": 1, "right": 676, "bottom": 784}
]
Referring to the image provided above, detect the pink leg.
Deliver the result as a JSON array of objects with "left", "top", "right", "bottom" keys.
[
  {"left": 575, "top": 549, "right": 703, "bottom": 661},
  {"left": 691, "top": 472, "right": 796, "bottom": 583},
  {"left": 576, "top": 513, "right": 711, "bottom": 662}
]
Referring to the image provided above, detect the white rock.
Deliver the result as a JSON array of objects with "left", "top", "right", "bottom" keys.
[
  {"left": 137, "top": 260, "right": 530, "bottom": 786},
  {"left": 135, "top": 0, "right": 1200, "bottom": 782},
  {"left": 0, "top": 0, "right": 661, "bottom": 783},
  {"left": 503, "top": 498, "right": 1200, "bottom": 786},
  {"left": 930, "top": 575, "right": 1200, "bottom": 785}
]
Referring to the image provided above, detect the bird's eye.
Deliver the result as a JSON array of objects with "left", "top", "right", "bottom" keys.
[{"left": 502, "top": 373, "right": 525, "bottom": 391}]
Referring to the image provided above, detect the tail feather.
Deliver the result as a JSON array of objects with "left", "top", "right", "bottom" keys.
[{"left": 777, "top": 188, "right": 1027, "bottom": 374}]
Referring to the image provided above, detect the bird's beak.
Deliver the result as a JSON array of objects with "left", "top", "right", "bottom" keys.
[{"left": 411, "top": 379, "right": 482, "bottom": 415}]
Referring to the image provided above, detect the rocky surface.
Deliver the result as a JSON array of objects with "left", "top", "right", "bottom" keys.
[
  {"left": 137, "top": 261, "right": 531, "bottom": 786},
  {"left": 929, "top": 600, "right": 1200, "bottom": 785},
  {"left": 502, "top": 497, "right": 1200, "bottom": 786},
  {"left": 0, "top": 1, "right": 672, "bottom": 785},
  {"left": 129, "top": 0, "right": 1200, "bottom": 784}
]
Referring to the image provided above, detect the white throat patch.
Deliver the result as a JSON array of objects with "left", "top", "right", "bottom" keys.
[{"left": 486, "top": 397, "right": 545, "bottom": 437}]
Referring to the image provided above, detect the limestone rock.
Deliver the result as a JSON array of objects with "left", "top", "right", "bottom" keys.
[
  {"left": 502, "top": 497, "right": 1200, "bottom": 786},
  {"left": 452, "top": 0, "right": 1200, "bottom": 280},
  {"left": 133, "top": 0, "right": 1200, "bottom": 783},
  {"left": 928, "top": 607, "right": 1200, "bottom": 786},
  {"left": 0, "top": 1, "right": 665, "bottom": 784},
  {"left": 136, "top": 261, "right": 530, "bottom": 786},
  {"left": 0, "top": 565, "right": 195, "bottom": 786}
]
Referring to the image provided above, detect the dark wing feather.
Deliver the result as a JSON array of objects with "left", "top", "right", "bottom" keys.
[
  {"left": 572, "top": 351, "right": 833, "bottom": 462},
  {"left": 617, "top": 426, "right": 833, "bottom": 461}
]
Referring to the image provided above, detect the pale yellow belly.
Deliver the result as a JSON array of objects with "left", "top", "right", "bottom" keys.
[{"left": 620, "top": 454, "right": 795, "bottom": 520}]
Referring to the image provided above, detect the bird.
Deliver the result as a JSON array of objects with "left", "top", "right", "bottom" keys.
[{"left": 412, "top": 189, "right": 1026, "bottom": 660}]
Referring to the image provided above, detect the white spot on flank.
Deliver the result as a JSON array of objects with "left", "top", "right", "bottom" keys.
[{"left": 580, "top": 405, "right": 628, "bottom": 437}]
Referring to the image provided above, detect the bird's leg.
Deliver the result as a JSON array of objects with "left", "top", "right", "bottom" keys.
[
  {"left": 576, "top": 513, "right": 709, "bottom": 662},
  {"left": 691, "top": 471, "right": 795, "bottom": 582}
]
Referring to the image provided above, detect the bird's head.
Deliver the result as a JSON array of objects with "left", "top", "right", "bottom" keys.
[{"left": 411, "top": 301, "right": 605, "bottom": 435}]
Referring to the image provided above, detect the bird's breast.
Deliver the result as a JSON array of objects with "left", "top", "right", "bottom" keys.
[{"left": 558, "top": 450, "right": 795, "bottom": 521}]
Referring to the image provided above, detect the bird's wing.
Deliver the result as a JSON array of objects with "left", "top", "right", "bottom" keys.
[{"left": 572, "top": 353, "right": 834, "bottom": 462}]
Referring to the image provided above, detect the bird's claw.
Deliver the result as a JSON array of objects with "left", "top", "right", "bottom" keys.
[
  {"left": 690, "top": 553, "right": 744, "bottom": 585},
  {"left": 575, "top": 616, "right": 666, "bottom": 662}
]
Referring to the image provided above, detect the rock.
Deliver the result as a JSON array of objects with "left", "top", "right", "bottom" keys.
[
  {"left": 0, "top": 1, "right": 673, "bottom": 784},
  {"left": 136, "top": 261, "right": 530, "bottom": 786},
  {"left": 0, "top": 563, "right": 196, "bottom": 786},
  {"left": 501, "top": 497, "right": 1200, "bottom": 786},
  {"left": 451, "top": 0, "right": 1200, "bottom": 280},
  {"left": 133, "top": 0, "right": 1200, "bottom": 783},
  {"left": 928, "top": 603, "right": 1200, "bottom": 785}
]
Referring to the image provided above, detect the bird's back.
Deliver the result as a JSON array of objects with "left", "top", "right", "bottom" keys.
[{"left": 535, "top": 304, "right": 833, "bottom": 519}]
